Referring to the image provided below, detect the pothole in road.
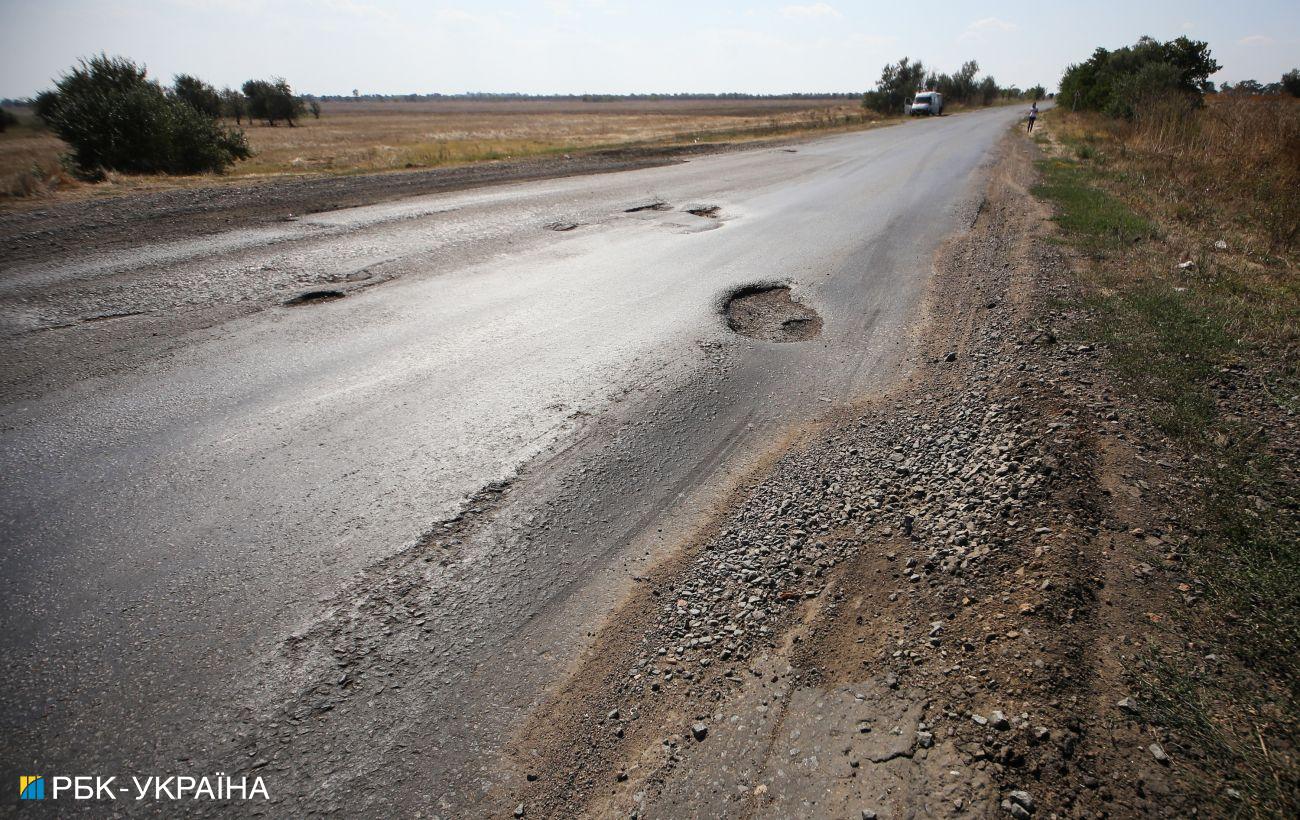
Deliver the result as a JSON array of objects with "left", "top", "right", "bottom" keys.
[
  {"left": 686, "top": 205, "right": 721, "bottom": 219},
  {"left": 625, "top": 201, "right": 672, "bottom": 213},
  {"left": 284, "top": 289, "right": 346, "bottom": 306},
  {"left": 545, "top": 221, "right": 580, "bottom": 232},
  {"left": 723, "top": 284, "right": 823, "bottom": 343}
]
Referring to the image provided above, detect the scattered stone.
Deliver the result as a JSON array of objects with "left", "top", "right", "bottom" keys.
[
  {"left": 1149, "top": 742, "right": 1169, "bottom": 764},
  {"left": 691, "top": 722, "right": 708, "bottom": 741},
  {"left": 1005, "top": 790, "right": 1035, "bottom": 816}
]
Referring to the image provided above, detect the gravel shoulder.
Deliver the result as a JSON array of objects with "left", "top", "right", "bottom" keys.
[{"left": 489, "top": 130, "right": 1203, "bottom": 818}]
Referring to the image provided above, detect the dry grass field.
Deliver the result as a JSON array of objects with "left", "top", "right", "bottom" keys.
[{"left": 0, "top": 97, "right": 875, "bottom": 207}]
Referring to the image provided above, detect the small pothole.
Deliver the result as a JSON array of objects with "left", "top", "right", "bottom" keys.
[
  {"left": 285, "top": 289, "right": 346, "bottom": 306},
  {"left": 625, "top": 201, "right": 671, "bottom": 213},
  {"left": 545, "top": 221, "right": 580, "bottom": 232},
  {"left": 686, "top": 205, "right": 721, "bottom": 219},
  {"left": 723, "top": 284, "right": 822, "bottom": 342}
]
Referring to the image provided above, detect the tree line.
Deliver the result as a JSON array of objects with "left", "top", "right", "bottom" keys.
[
  {"left": 28, "top": 55, "right": 320, "bottom": 178},
  {"left": 1220, "top": 70, "right": 1300, "bottom": 97},
  {"left": 862, "top": 58, "right": 1044, "bottom": 115},
  {"left": 324, "top": 91, "right": 865, "bottom": 103}
]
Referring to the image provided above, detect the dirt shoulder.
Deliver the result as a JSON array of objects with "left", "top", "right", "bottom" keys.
[{"left": 485, "top": 128, "right": 1221, "bottom": 818}]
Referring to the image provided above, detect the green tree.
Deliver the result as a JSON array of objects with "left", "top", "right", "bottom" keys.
[
  {"left": 242, "top": 78, "right": 306, "bottom": 126},
  {"left": 1226, "top": 79, "right": 1265, "bottom": 95},
  {"left": 1282, "top": 69, "right": 1300, "bottom": 98},
  {"left": 1059, "top": 36, "right": 1220, "bottom": 119},
  {"left": 978, "top": 76, "right": 999, "bottom": 106},
  {"left": 863, "top": 57, "right": 927, "bottom": 114},
  {"left": 954, "top": 60, "right": 980, "bottom": 103},
  {"left": 1027, "top": 85, "right": 1046, "bottom": 101},
  {"left": 172, "top": 74, "right": 222, "bottom": 118},
  {"left": 35, "top": 54, "right": 249, "bottom": 177},
  {"left": 220, "top": 88, "right": 246, "bottom": 124},
  {"left": 308, "top": 99, "right": 321, "bottom": 119}
]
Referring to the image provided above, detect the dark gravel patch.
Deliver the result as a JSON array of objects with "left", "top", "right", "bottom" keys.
[{"left": 723, "top": 284, "right": 822, "bottom": 342}]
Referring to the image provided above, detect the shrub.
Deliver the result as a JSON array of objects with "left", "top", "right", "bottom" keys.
[
  {"left": 242, "top": 78, "right": 306, "bottom": 126},
  {"left": 36, "top": 55, "right": 249, "bottom": 177},
  {"left": 0, "top": 108, "right": 17, "bottom": 132}
]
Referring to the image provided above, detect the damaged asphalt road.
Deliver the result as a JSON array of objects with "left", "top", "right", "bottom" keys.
[{"left": 0, "top": 105, "right": 1028, "bottom": 815}]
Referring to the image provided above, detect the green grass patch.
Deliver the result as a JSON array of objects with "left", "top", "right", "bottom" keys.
[
  {"left": 1084, "top": 284, "right": 1233, "bottom": 439},
  {"left": 1137, "top": 653, "right": 1298, "bottom": 817},
  {"left": 1033, "top": 158, "right": 1156, "bottom": 252}
]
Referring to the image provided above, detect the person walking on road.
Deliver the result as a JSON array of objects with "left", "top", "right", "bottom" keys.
[{"left": 1027, "top": 102, "right": 1038, "bottom": 132}]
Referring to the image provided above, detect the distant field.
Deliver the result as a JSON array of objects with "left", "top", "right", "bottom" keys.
[{"left": 0, "top": 97, "right": 875, "bottom": 205}]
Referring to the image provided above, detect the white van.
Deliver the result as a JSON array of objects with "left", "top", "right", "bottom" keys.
[{"left": 907, "top": 91, "right": 944, "bottom": 116}]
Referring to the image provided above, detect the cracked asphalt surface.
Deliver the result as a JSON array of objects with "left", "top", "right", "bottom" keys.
[{"left": 0, "top": 105, "right": 1028, "bottom": 814}]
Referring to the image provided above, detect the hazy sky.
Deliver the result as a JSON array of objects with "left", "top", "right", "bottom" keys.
[{"left": 2, "top": 0, "right": 1297, "bottom": 98}]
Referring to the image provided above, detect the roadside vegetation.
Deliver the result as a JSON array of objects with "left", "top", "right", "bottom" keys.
[
  {"left": 1, "top": 54, "right": 318, "bottom": 199},
  {"left": 862, "top": 57, "right": 1043, "bottom": 115},
  {"left": 0, "top": 89, "right": 881, "bottom": 205},
  {"left": 32, "top": 56, "right": 251, "bottom": 180},
  {"left": 2, "top": 49, "right": 1041, "bottom": 207},
  {"left": 1032, "top": 35, "right": 1299, "bottom": 815}
]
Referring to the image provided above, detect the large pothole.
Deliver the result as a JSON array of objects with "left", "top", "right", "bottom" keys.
[{"left": 723, "top": 284, "right": 822, "bottom": 342}]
